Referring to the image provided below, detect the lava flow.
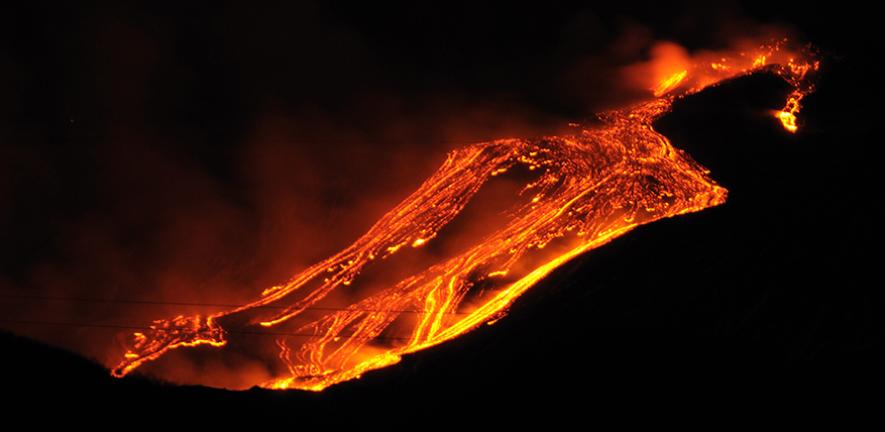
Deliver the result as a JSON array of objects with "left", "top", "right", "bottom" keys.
[{"left": 111, "top": 38, "right": 818, "bottom": 391}]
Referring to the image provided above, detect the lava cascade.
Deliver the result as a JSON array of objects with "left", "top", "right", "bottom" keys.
[{"left": 111, "top": 38, "right": 818, "bottom": 391}]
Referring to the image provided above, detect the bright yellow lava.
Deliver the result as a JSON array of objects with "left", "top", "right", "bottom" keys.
[
  {"left": 111, "top": 39, "right": 818, "bottom": 391},
  {"left": 654, "top": 70, "right": 688, "bottom": 96}
]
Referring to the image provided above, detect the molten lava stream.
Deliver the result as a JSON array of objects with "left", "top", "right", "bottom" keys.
[{"left": 111, "top": 38, "right": 818, "bottom": 391}]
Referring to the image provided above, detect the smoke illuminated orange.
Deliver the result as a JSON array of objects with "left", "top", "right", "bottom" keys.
[{"left": 110, "top": 38, "right": 818, "bottom": 391}]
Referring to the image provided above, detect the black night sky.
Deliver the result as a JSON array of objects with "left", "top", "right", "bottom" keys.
[{"left": 1, "top": 1, "right": 880, "bottom": 423}]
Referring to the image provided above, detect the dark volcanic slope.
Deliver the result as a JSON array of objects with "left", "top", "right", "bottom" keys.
[{"left": 3, "top": 66, "right": 880, "bottom": 420}]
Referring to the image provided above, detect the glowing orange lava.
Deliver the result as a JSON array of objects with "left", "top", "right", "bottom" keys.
[
  {"left": 111, "top": 38, "right": 818, "bottom": 391},
  {"left": 654, "top": 69, "right": 688, "bottom": 96}
]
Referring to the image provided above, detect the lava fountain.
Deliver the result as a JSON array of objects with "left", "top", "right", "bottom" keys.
[{"left": 111, "top": 38, "right": 818, "bottom": 391}]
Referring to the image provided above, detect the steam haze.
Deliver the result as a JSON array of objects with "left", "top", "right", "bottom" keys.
[{"left": 0, "top": 1, "right": 859, "bottom": 383}]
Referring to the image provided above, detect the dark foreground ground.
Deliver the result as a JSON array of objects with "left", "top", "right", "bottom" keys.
[{"left": 1, "top": 2, "right": 880, "bottom": 425}]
